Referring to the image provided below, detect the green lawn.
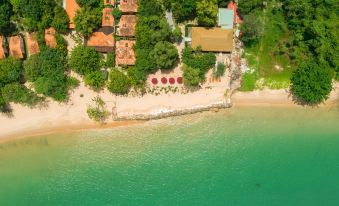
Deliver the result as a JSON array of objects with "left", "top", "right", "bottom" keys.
[{"left": 240, "top": 3, "right": 294, "bottom": 91}]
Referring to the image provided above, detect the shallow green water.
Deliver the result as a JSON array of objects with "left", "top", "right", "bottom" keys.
[{"left": 1, "top": 106, "right": 339, "bottom": 206}]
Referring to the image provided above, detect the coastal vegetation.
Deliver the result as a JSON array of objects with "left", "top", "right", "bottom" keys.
[
  {"left": 182, "top": 47, "right": 216, "bottom": 84},
  {"left": 86, "top": 96, "right": 109, "bottom": 123},
  {"left": 108, "top": 70, "right": 131, "bottom": 95},
  {"left": 149, "top": 41, "right": 179, "bottom": 70},
  {"left": 74, "top": 6, "right": 101, "bottom": 37},
  {"left": 24, "top": 48, "right": 72, "bottom": 101},
  {"left": 239, "top": 0, "right": 338, "bottom": 104}
]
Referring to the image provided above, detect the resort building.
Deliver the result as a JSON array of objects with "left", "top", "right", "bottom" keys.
[
  {"left": 227, "top": 1, "right": 242, "bottom": 24},
  {"left": 218, "top": 8, "right": 234, "bottom": 29},
  {"left": 115, "top": 40, "right": 135, "bottom": 65},
  {"left": 119, "top": 0, "right": 138, "bottom": 13},
  {"left": 104, "top": 0, "right": 115, "bottom": 6},
  {"left": 45, "top": 28, "right": 57, "bottom": 48},
  {"left": 64, "top": 0, "right": 80, "bottom": 29},
  {"left": 102, "top": 8, "right": 115, "bottom": 27},
  {"left": 190, "top": 27, "right": 233, "bottom": 53},
  {"left": 87, "top": 31, "right": 115, "bottom": 53},
  {"left": 9, "top": 36, "right": 25, "bottom": 59},
  {"left": 0, "top": 36, "right": 8, "bottom": 59},
  {"left": 26, "top": 32, "right": 40, "bottom": 56},
  {"left": 117, "top": 15, "right": 137, "bottom": 37}
]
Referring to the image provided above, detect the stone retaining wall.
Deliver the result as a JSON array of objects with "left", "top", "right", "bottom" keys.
[{"left": 114, "top": 101, "right": 232, "bottom": 121}]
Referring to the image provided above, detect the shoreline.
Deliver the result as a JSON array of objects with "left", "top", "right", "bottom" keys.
[{"left": 0, "top": 84, "right": 337, "bottom": 143}]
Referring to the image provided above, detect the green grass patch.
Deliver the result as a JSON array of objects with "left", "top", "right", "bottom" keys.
[{"left": 242, "top": 2, "right": 294, "bottom": 90}]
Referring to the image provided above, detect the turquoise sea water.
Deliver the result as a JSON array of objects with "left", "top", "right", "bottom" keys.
[{"left": 0, "top": 106, "right": 339, "bottom": 206}]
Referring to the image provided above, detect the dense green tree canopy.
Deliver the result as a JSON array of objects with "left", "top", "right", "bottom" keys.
[
  {"left": 84, "top": 71, "right": 107, "bottom": 91},
  {"left": 52, "top": 6, "right": 69, "bottom": 33},
  {"left": 291, "top": 61, "right": 334, "bottom": 105},
  {"left": 74, "top": 7, "right": 101, "bottom": 36},
  {"left": 171, "top": 0, "right": 198, "bottom": 22},
  {"left": 135, "top": 0, "right": 175, "bottom": 78},
  {"left": 108, "top": 70, "right": 131, "bottom": 95},
  {"left": 76, "top": 0, "right": 101, "bottom": 7},
  {"left": 196, "top": 0, "right": 218, "bottom": 27},
  {"left": 69, "top": 45, "right": 102, "bottom": 76},
  {"left": 0, "top": 57, "right": 23, "bottom": 87},
  {"left": 1, "top": 82, "right": 42, "bottom": 106},
  {"left": 24, "top": 48, "right": 70, "bottom": 101},
  {"left": 0, "top": 0, "right": 13, "bottom": 35},
  {"left": 150, "top": 41, "right": 179, "bottom": 70}
]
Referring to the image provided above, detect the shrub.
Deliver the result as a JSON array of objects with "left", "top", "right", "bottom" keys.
[
  {"left": 112, "top": 8, "right": 122, "bottom": 21},
  {"left": 87, "top": 96, "right": 109, "bottom": 123},
  {"left": 84, "top": 71, "right": 107, "bottom": 91},
  {"left": 183, "top": 65, "right": 200, "bottom": 87},
  {"left": 105, "top": 52, "right": 115, "bottom": 68},
  {"left": 108, "top": 69, "right": 131, "bottom": 95},
  {"left": 214, "top": 62, "right": 226, "bottom": 77},
  {"left": 127, "top": 67, "right": 146, "bottom": 88},
  {"left": 1, "top": 83, "right": 43, "bottom": 106},
  {"left": 291, "top": 61, "right": 334, "bottom": 105}
]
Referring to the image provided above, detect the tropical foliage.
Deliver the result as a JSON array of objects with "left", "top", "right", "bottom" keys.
[{"left": 107, "top": 70, "right": 131, "bottom": 95}]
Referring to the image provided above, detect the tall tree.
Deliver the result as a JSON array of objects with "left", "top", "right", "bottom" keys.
[
  {"left": 150, "top": 41, "right": 179, "bottom": 70},
  {"left": 291, "top": 61, "right": 334, "bottom": 105},
  {"left": 74, "top": 7, "right": 101, "bottom": 36},
  {"left": 196, "top": 0, "right": 218, "bottom": 27}
]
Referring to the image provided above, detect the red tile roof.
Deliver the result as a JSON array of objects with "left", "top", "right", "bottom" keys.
[
  {"left": 0, "top": 36, "right": 6, "bottom": 59},
  {"left": 9, "top": 36, "right": 25, "bottom": 59},
  {"left": 119, "top": 0, "right": 138, "bottom": 13},
  {"left": 118, "top": 15, "right": 137, "bottom": 37},
  {"left": 115, "top": 40, "right": 136, "bottom": 65},
  {"left": 65, "top": 0, "right": 80, "bottom": 29},
  {"left": 102, "top": 8, "right": 115, "bottom": 27},
  {"left": 87, "top": 31, "right": 115, "bottom": 53}
]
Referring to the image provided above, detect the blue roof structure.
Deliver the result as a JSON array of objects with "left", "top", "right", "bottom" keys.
[{"left": 218, "top": 8, "right": 234, "bottom": 29}]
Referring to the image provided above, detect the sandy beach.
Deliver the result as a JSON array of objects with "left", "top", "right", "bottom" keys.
[{"left": 0, "top": 81, "right": 338, "bottom": 141}]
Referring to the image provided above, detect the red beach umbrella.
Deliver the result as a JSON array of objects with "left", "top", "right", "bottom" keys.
[
  {"left": 169, "top": 77, "right": 175, "bottom": 85},
  {"left": 151, "top": 78, "right": 158, "bottom": 85},
  {"left": 161, "top": 77, "right": 167, "bottom": 84}
]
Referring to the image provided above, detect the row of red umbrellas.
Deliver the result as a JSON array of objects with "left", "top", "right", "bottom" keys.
[{"left": 151, "top": 77, "right": 183, "bottom": 85}]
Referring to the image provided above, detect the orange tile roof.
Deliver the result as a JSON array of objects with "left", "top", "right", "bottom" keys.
[
  {"left": 65, "top": 0, "right": 80, "bottom": 29},
  {"left": 45, "top": 27, "right": 57, "bottom": 48},
  {"left": 119, "top": 0, "right": 138, "bottom": 13},
  {"left": 26, "top": 32, "right": 40, "bottom": 55},
  {"left": 87, "top": 30, "right": 115, "bottom": 52},
  {"left": 104, "top": 0, "right": 115, "bottom": 6},
  {"left": 9, "top": 36, "right": 25, "bottom": 59},
  {"left": 102, "top": 8, "right": 115, "bottom": 27},
  {"left": 0, "top": 36, "right": 6, "bottom": 59},
  {"left": 118, "top": 15, "right": 137, "bottom": 37},
  {"left": 115, "top": 40, "right": 135, "bottom": 65}
]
